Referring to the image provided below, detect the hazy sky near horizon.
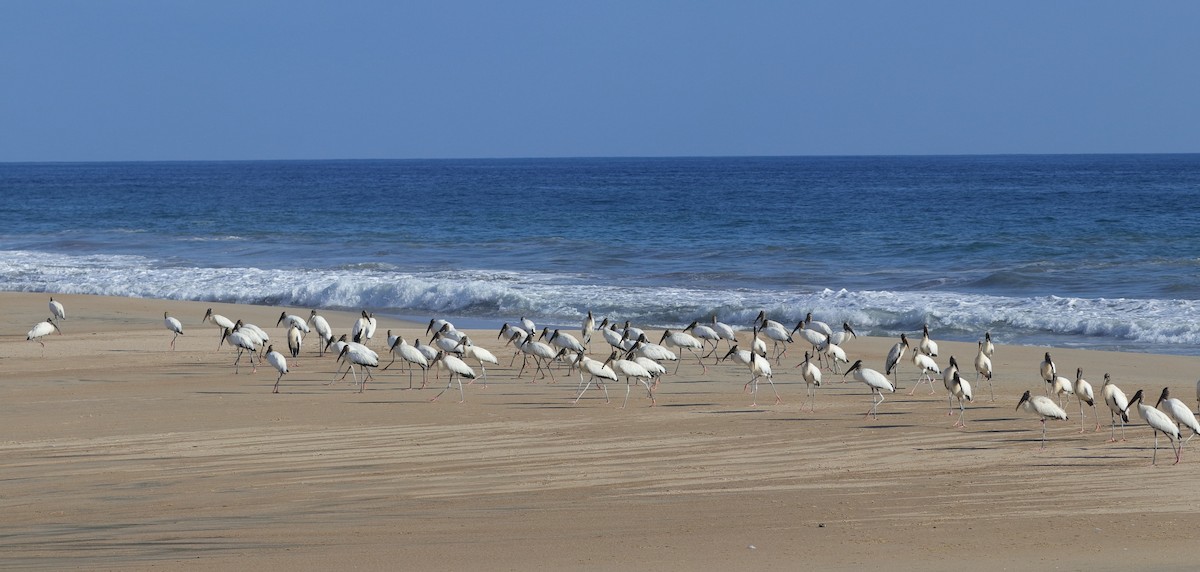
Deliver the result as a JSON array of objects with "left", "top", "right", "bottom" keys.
[{"left": 3, "top": 1, "right": 1198, "bottom": 161}]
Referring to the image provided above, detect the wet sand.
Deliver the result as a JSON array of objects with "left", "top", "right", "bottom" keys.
[{"left": 2, "top": 292, "right": 1199, "bottom": 570}]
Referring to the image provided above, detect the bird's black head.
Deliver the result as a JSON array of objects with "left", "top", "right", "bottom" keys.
[
  {"left": 1016, "top": 390, "right": 1032, "bottom": 410},
  {"left": 1156, "top": 387, "right": 1171, "bottom": 407}
]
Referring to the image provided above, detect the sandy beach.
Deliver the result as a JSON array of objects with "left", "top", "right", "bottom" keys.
[{"left": 3, "top": 291, "right": 1199, "bottom": 570}]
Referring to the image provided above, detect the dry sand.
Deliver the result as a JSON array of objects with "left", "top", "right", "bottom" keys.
[{"left": 2, "top": 292, "right": 1199, "bottom": 570}]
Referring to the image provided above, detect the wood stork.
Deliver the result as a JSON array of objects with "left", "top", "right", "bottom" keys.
[
  {"left": 581, "top": 310, "right": 595, "bottom": 344},
  {"left": 352, "top": 311, "right": 375, "bottom": 345},
  {"left": 520, "top": 317, "right": 537, "bottom": 337},
  {"left": 384, "top": 335, "right": 429, "bottom": 389},
  {"left": 746, "top": 351, "right": 781, "bottom": 407},
  {"left": 710, "top": 314, "right": 738, "bottom": 351},
  {"left": 750, "top": 327, "right": 767, "bottom": 358},
  {"left": 1073, "top": 368, "right": 1100, "bottom": 433},
  {"left": 829, "top": 322, "right": 857, "bottom": 347},
  {"left": 844, "top": 359, "right": 894, "bottom": 420},
  {"left": 948, "top": 372, "right": 973, "bottom": 428},
  {"left": 516, "top": 335, "right": 557, "bottom": 382},
  {"left": 796, "top": 351, "right": 821, "bottom": 412},
  {"left": 336, "top": 344, "right": 379, "bottom": 393},
  {"left": 595, "top": 320, "right": 626, "bottom": 352},
  {"left": 203, "top": 308, "right": 235, "bottom": 346},
  {"left": 276, "top": 312, "right": 310, "bottom": 334},
  {"left": 791, "top": 321, "right": 827, "bottom": 358},
  {"left": 918, "top": 324, "right": 938, "bottom": 357},
  {"left": 573, "top": 350, "right": 618, "bottom": 405},
  {"left": 943, "top": 357, "right": 961, "bottom": 415},
  {"left": 430, "top": 351, "right": 476, "bottom": 403},
  {"left": 307, "top": 310, "right": 333, "bottom": 355},
  {"left": 266, "top": 345, "right": 288, "bottom": 393},
  {"left": 430, "top": 330, "right": 466, "bottom": 356},
  {"left": 1039, "top": 352, "right": 1057, "bottom": 393},
  {"left": 683, "top": 320, "right": 721, "bottom": 360},
  {"left": 719, "top": 344, "right": 753, "bottom": 368},
  {"left": 455, "top": 335, "right": 499, "bottom": 386},
  {"left": 219, "top": 327, "right": 260, "bottom": 374},
  {"left": 620, "top": 320, "right": 645, "bottom": 343},
  {"left": 498, "top": 322, "right": 530, "bottom": 365},
  {"left": 543, "top": 328, "right": 586, "bottom": 357},
  {"left": 1016, "top": 390, "right": 1068, "bottom": 449},
  {"left": 26, "top": 317, "right": 62, "bottom": 355},
  {"left": 286, "top": 325, "right": 303, "bottom": 359},
  {"left": 757, "top": 317, "right": 792, "bottom": 364},
  {"left": 163, "top": 312, "right": 184, "bottom": 350},
  {"left": 974, "top": 341, "right": 994, "bottom": 401},
  {"left": 884, "top": 334, "right": 909, "bottom": 387},
  {"left": 659, "top": 328, "right": 706, "bottom": 374},
  {"left": 803, "top": 312, "right": 833, "bottom": 337},
  {"left": 611, "top": 351, "right": 655, "bottom": 408},
  {"left": 1127, "top": 389, "right": 1181, "bottom": 465},
  {"left": 426, "top": 318, "right": 455, "bottom": 336},
  {"left": 1050, "top": 374, "right": 1074, "bottom": 409},
  {"left": 49, "top": 297, "right": 66, "bottom": 321},
  {"left": 909, "top": 350, "right": 941, "bottom": 396},
  {"left": 821, "top": 335, "right": 849, "bottom": 374},
  {"left": 1156, "top": 387, "right": 1200, "bottom": 447},
  {"left": 982, "top": 331, "right": 995, "bottom": 357},
  {"left": 632, "top": 334, "right": 677, "bottom": 366},
  {"left": 1101, "top": 374, "right": 1129, "bottom": 442}
]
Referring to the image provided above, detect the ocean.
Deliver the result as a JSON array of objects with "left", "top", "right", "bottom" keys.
[{"left": 2, "top": 155, "right": 1198, "bottom": 354}]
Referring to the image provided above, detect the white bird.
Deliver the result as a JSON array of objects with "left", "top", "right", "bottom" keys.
[
  {"left": 1016, "top": 390, "right": 1069, "bottom": 449},
  {"left": 611, "top": 351, "right": 655, "bottom": 408},
  {"left": 821, "top": 335, "right": 849, "bottom": 374},
  {"left": 219, "top": 327, "right": 260, "bottom": 374},
  {"left": 599, "top": 322, "right": 630, "bottom": 352},
  {"left": 1051, "top": 374, "right": 1074, "bottom": 408},
  {"left": 573, "top": 350, "right": 618, "bottom": 405},
  {"left": 1128, "top": 389, "right": 1181, "bottom": 465},
  {"left": 982, "top": 331, "right": 995, "bottom": 357},
  {"left": 233, "top": 320, "right": 268, "bottom": 355},
  {"left": 412, "top": 338, "right": 439, "bottom": 362},
  {"left": 498, "top": 322, "right": 530, "bottom": 365},
  {"left": 581, "top": 310, "right": 595, "bottom": 344},
  {"left": 659, "top": 328, "right": 706, "bottom": 374},
  {"left": 745, "top": 351, "right": 781, "bottom": 407},
  {"left": 829, "top": 322, "right": 857, "bottom": 347},
  {"left": 276, "top": 311, "right": 310, "bottom": 334},
  {"left": 49, "top": 297, "right": 66, "bottom": 321},
  {"left": 683, "top": 320, "right": 721, "bottom": 360},
  {"left": 266, "top": 344, "right": 288, "bottom": 393},
  {"left": 203, "top": 308, "right": 236, "bottom": 346},
  {"left": 163, "top": 312, "right": 184, "bottom": 350},
  {"left": 750, "top": 327, "right": 767, "bottom": 358},
  {"left": 943, "top": 356, "right": 962, "bottom": 416},
  {"left": 516, "top": 335, "right": 557, "bottom": 382},
  {"left": 307, "top": 310, "right": 333, "bottom": 355},
  {"left": 286, "top": 325, "right": 303, "bottom": 359},
  {"left": 1073, "top": 368, "right": 1100, "bottom": 433},
  {"left": 1039, "top": 352, "right": 1057, "bottom": 393},
  {"left": 543, "top": 327, "right": 586, "bottom": 356},
  {"left": 336, "top": 344, "right": 379, "bottom": 392},
  {"left": 844, "top": 360, "right": 895, "bottom": 420},
  {"left": 948, "top": 371, "right": 973, "bottom": 428},
  {"left": 632, "top": 334, "right": 678, "bottom": 365},
  {"left": 1156, "top": 387, "right": 1200, "bottom": 447},
  {"left": 455, "top": 336, "right": 499, "bottom": 386},
  {"left": 620, "top": 320, "right": 645, "bottom": 343},
  {"left": 26, "top": 317, "right": 62, "bottom": 355},
  {"left": 974, "top": 341, "right": 994, "bottom": 401},
  {"left": 1101, "top": 374, "right": 1130, "bottom": 442},
  {"left": 757, "top": 316, "right": 792, "bottom": 364},
  {"left": 521, "top": 317, "right": 537, "bottom": 337},
  {"left": 719, "top": 344, "right": 753, "bottom": 368},
  {"left": 430, "top": 330, "right": 466, "bottom": 356},
  {"left": 909, "top": 350, "right": 941, "bottom": 396},
  {"left": 430, "top": 351, "right": 476, "bottom": 403},
  {"left": 791, "top": 321, "right": 828, "bottom": 358},
  {"left": 426, "top": 318, "right": 455, "bottom": 336},
  {"left": 796, "top": 351, "right": 822, "bottom": 412},
  {"left": 710, "top": 314, "right": 738, "bottom": 351},
  {"left": 884, "top": 334, "right": 910, "bottom": 387},
  {"left": 384, "top": 335, "right": 430, "bottom": 389},
  {"left": 351, "top": 311, "right": 375, "bottom": 345},
  {"left": 802, "top": 312, "right": 833, "bottom": 337}
]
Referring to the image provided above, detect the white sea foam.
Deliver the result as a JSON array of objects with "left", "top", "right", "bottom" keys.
[{"left": 3, "top": 250, "right": 1198, "bottom": 353}]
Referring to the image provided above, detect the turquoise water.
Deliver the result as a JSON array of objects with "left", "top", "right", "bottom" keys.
[{"left": 2, "top": 155, "right": 1199, "bottom": 353}]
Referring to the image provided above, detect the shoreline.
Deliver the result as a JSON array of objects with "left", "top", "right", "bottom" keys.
[{"left": 3, "top": 291, "right": 1199, "bottom": 570}]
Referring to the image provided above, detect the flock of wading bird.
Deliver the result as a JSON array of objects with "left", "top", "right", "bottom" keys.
[{"left": 23, "top": 298, "right": 1200, "bottom": 464}]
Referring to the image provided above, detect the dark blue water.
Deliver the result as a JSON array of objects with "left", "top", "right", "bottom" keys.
[{"left": 2, "top": 155, "right": 1199, "bottom": 353}]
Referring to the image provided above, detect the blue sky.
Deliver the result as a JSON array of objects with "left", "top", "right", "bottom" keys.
[{"left": 2, "top": 1, "right": 1198, "bottom": 161}]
